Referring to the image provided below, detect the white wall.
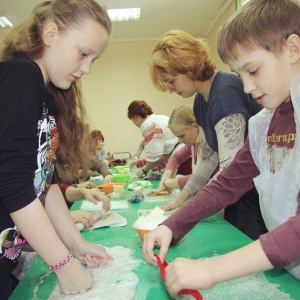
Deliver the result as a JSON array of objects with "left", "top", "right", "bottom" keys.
[
  {"left": 81, "top": 2, "right": 235, "bottom": 156},
  {"left": 0, "top": 2, "right": 235, "bottom": 158},
  {"left": 81, "top": 40, "right": 194, "bottom": 156}
]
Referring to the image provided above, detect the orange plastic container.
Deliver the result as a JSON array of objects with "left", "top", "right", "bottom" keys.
[
  {"left": 99, "top": 182, "right": 127, "bottom": 195},
  {"left": 132, "top": 222, "right": 151, "bottom": 240}
]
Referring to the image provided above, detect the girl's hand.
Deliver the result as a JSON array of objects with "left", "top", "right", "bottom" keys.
[
  {"left": 104, "top": 174, "right": 113, "bottom": 183},
  {"left": 70, "top": 211, "right": 95, "bottom": 228},
  {"left": 77, "top": 181, "right": 96, "bottom": 189},
  {"left": 165, "top": 258, "right": 215, "bottom": 298},
  {"left": 72, "top": 240, "right": 112, "bottom": 267},
  {"left": 82, "top": 189, "right": 110, "bottom": 211},
  {"left": 55, "top": 259, "right": 94, "bottom": 294}
]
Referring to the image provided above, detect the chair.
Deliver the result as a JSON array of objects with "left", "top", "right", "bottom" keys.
[{"left": 112, "top": 152, "right": 131, "bottom": 160}]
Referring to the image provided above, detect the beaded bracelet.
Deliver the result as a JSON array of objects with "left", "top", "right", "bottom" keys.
[{"left": 48, "top": 251, "right": 73, "bottom": 271}]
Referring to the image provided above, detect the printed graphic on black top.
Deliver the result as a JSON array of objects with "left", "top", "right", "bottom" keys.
[{"left": 0, "top": 103, "right": 58, "bottom": 267}]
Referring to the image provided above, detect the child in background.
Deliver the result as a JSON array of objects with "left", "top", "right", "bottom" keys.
[
  {"left": 142, "top": 0, "right": 300, "bottom": 297},
  {"left": 87, "top": 130, "right": 112, "bottom": 182},
  {"left": 90, "top": 130, "right": 109, "bottom": 165},
  {"left": 148, "top": 104, "right": 219, "bottom": 212},
  {"left": 147, "top": 29, "right": 266, "bottom": 239},
  {"left": 58, "top": 183, "right": 110, "bottom": 228},
  {"left": 0, "top": 0, "right": 112, "bottom": 298}
]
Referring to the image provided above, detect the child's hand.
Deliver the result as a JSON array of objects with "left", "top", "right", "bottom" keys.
[
  {"left": 142, "top": 225, "right": 172, "bottom": 266},
  {"left": 82, "top": 189, "right": 110, "bottom": 211},
  {"left": 77, "top": 181, "right": 96, "bottom": 189},
  {"left": 70, "top": 211, "right": 95, "bottom": 228},
  {"left": 73, "top": 241, "right": 112, "bottom": 267},
  {"left": 55, "top": 259, "right": 93, "bottom": 294},
  {"left": 104, "top": 174, "right": 113, "bottom": 183},
  {"left": 165, "top": 258, "right": 215, "bottom": 298}
]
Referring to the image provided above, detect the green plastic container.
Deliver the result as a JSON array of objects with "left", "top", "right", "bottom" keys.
[{"left": 113, "top": 173, "right": 131, "bottom": 183}]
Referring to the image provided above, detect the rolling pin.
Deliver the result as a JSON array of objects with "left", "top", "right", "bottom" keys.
[{"left": 76, "top": 210, "right": 107, "bottom": 231}]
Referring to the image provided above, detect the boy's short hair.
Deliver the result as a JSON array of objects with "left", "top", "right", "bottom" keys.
[{"left": 217, "top": 0, "right": 300, "bottom": 63}]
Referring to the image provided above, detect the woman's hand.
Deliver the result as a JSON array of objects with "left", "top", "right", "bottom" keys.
[
  {"left": 135, "top": 168, "right": 146, "bottom": 178},
  {"left": 104, "top": 174, "right": 113, "bottom": 183},
  {"left": 129, "top": 160, "right": 138, "bottom": 169},
  {"left": 81, "top": 189, "right": 110, "bottom": 211},
  {"left": 160, "top": 199, "right": 183, "bottom": 212},
  {"left": 70, "top": 211, "right": 95, "bottom": 229}
]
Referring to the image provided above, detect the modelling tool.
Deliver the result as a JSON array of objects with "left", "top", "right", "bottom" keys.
[{"left": 154, "top": 254, "right": 203, "bottom": 300}]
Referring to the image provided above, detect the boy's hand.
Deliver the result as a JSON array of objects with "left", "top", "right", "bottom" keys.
[
  {"left": 142, "top": 225, "right": 172, "bottom": 266},
  {"left": 166, "top": 258, "right": 214, "bottom": 298}
]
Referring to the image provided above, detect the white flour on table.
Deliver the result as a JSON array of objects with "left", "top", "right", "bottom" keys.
[
  {"left": 198, "top": 257, "right": 293, "bottom": 300},
  {"left": 49, "top": 246, "right": 141, "bottom": 300}
]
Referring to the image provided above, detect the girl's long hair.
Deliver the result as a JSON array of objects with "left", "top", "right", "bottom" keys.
[
  {"left": 169, "top": 104, "right": 201, "bottom": 149},
  {"left": 0, "top": 0, "right": 111, "bottom": 180}
]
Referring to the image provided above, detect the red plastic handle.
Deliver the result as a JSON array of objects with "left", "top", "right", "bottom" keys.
[{"left": 154, "top": 254, "right": 203, "bottom": 300}]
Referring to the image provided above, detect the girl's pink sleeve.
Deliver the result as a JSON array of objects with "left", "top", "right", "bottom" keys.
[
  {"left": 177, "top": 175, "right": 191, "bottom": 189},
  {"left": 166, "top": 145, "right": 191, "bottom": 172}
]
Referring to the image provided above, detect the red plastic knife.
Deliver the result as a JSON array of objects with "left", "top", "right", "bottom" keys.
[{"left": 154, "top": 254, "right": 203, "bottom": 300}]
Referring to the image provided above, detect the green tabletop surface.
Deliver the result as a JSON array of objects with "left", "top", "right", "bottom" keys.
[{"left": 10, "top": 176, "right": 300, "bottom": 299}]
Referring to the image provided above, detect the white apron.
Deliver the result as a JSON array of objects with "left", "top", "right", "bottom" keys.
[{"left": 249, "top": 71, "right": 300, "bottom": 279}]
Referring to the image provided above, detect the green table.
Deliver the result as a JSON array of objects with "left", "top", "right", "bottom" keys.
[{"left": 10, "top": 179, "right": 300, "bottom": 299}]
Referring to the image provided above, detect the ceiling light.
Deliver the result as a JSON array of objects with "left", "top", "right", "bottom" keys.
[
  {"left": 0, "top": 16, "right": 13, "bottom": 28},
  {"left": 107, "top": 8, "right": 141, "bottom": 21}
]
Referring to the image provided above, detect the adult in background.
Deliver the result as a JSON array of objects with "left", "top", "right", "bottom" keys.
[{"left": 127, "top": 100, "right": 191, "bottom": 178}]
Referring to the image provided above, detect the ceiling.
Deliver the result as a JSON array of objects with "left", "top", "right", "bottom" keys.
[{"left": 0, "top": 0, "right": 232, "bottom": 42}]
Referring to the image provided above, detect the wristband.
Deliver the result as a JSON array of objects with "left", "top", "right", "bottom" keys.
[{"left": 48, "top": 251, "right": 72, "bottom": 271}]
